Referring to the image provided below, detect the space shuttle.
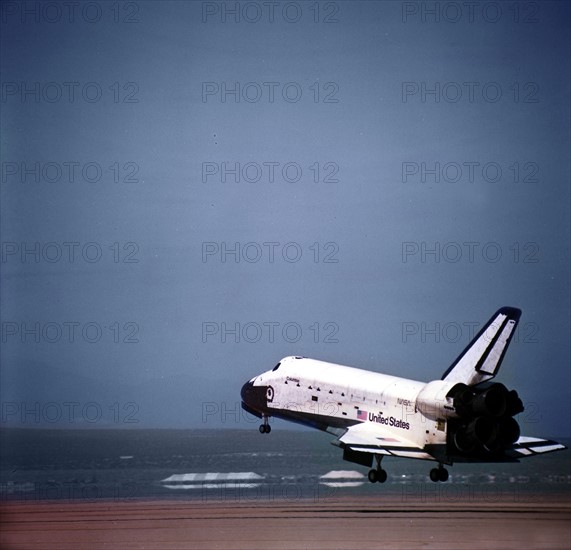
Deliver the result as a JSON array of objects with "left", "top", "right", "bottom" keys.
[{"left": 241, "top": 307, "right": 566, "bottom": 482}]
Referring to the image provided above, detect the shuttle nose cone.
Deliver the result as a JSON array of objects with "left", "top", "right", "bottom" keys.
[
  {"left": 241, "top": 380, "right": 254, "bottom": 402},
  {"left": 240, "top": 379, "right": 268, "bottom": 416}
]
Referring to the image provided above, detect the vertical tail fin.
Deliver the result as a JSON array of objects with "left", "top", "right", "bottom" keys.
[{"left": 441, "top": 307, "right": 521, "bottom": 386}]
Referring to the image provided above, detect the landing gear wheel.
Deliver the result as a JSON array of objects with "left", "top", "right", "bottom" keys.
[
  {"left": 430, "top": 466, "right": 449, "bottom": 482},
  {"left": 368, "top": 468, "right": 387, "bottom": 484},
  {"left": 259, "top": 417, "right": 271, "bottom": 434},
  {"left": 369, "top": 454, "right": 387, "bottom": 485}
]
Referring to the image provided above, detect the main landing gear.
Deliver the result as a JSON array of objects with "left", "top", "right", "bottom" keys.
[
  {"left": 429, "top": 464, "right": 449, "bottom": 482},
  {"left": 259, "top": 415, "right": 271, "bottom": 434},
  {"left": 368, "top": 455, "right": 387, "bottom": 484}
]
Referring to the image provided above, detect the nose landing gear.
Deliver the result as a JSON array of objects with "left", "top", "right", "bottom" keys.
[{"left": 259, "top": 415, "right": 271, "bottom": 434}]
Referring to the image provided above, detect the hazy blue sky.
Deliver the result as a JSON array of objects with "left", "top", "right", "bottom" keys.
[{"left": 1, "top": 1, "right": 569, "bottom": 436}]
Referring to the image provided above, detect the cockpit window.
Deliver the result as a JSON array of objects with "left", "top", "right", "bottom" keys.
[{"left": 272, "top": 362, "right": 281, "bottom": 371}]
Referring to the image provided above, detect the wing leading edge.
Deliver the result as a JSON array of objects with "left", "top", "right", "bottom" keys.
[{"left": 335, "top": 422, "right": 436, "bottom": 462}]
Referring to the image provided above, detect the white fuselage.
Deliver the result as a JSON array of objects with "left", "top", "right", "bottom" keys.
[{"left": 247, "top": 356, "right": 451, "bottom": 451}]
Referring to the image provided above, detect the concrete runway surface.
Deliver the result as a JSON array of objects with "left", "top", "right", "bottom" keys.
[{"left": 1, "top": 495, "right": 570, "bottom": 549}]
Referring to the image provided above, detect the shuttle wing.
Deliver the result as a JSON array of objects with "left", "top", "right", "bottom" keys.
[
  {"left": 336, "top": 422, "right": 435, "bottom": 461},
  {"left": 506, "top": 436, "right": 567, "bottom": 458}
]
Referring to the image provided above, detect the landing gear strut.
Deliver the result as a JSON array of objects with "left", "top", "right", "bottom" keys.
[
  {"left": 259, "top": 415, "right": 271, "bottom": 434},
  {"left": 368, "top": 454, "right": 387, "bottom": 483},
  {"left": 429, "top": 464, "right": 449, "bottom": 482}
]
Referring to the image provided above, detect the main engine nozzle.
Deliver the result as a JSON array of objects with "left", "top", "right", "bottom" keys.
[
  {"left": 453, "top": 416, "right": 494, "bottom": 453},
  {"left": 448, "top": 383, "right": 524, "bottom": 455},
  {"left": 450, "top": 382, "right": 522, "bottom": 419},
  {"left": 471, "top": 384, "right": 508, "bottom": 417}
]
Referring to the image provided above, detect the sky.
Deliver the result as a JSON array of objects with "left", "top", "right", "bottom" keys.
[{"left": 1, "top": 0, "right": 569, "bottom": 437}]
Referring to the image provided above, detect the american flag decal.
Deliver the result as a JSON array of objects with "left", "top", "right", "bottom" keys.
[{"left": 357, "top": 409, "right": 367, "bottom": 420}]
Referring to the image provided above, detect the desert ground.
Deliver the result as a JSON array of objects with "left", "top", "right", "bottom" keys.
[{"left": 1, "top": 494, "right": 570, "bottom": 549}]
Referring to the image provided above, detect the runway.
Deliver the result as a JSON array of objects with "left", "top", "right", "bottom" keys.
[{"left": 2, "top": 495, "right": 570, "bottom": 549}]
